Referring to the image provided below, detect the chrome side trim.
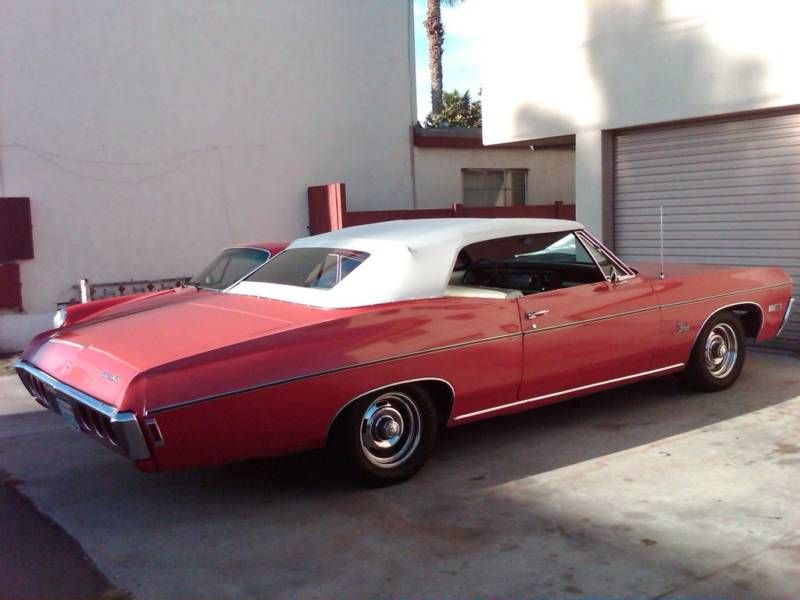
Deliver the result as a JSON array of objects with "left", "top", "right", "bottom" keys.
[
  {"left": 522, "top": 305, "right": 658, "bottom": 335},
  {"left": 147, "top": 331, "right": 519, "bottom": 415},
  {"left": 686, "top": 301, "right": 764, "bottom": 352},
  {"left": 658, "top": 283, "right": 788, "bottom": 310},
  {"left": 324, "top": 377, "right": 456, "bottom": 440},
  {"left": 453, "top": 363, "right": 685, "bottom": 421},
  {"left": 15, "top": 361, "right": 151, "bottom": 461},
  {"left": 776, "top": 296, "right": 795, "bottom": 337}
]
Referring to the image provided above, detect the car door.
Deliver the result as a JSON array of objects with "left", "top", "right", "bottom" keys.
[{"left": 515, "top": 231, "right": 660, "bottom": 403}]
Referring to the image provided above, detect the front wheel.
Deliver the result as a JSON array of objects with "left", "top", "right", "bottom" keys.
[
  {"left": 332, "top": 385, "right": 438, "bottom": 486},
  {"left": 685, "top": 311, "right": 746, "bottom": 392}
]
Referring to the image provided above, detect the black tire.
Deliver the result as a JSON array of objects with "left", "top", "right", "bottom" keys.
[
  {"left": 685, "top": 310, "right": 746, "bottom": 392},
  {"left": 331, "top": 384, "right": 438, "bottom": 486}
]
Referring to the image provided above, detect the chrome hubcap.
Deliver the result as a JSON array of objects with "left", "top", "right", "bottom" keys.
[
  {"left": 704, "top": 323, "right": 738, "bottom": 379},
  {"left": 360, "top": 391, "right": 421, "bottom": 468}
]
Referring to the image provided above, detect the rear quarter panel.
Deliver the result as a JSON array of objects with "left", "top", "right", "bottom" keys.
[{"left": 144, "top": 297, "right": 522, "bottom": 471}]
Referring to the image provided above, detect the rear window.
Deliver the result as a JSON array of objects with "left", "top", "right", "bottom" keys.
[{"left": 244, "top": 247, "right": 369, "bottom": 289}]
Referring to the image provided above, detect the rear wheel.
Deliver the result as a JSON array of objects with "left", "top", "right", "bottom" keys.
[
  {"left": 332, "top": 385, "right": 437, "bottom": 486},
  {"left": 685, "top": 311, "right": 746, "bottom": 392}
]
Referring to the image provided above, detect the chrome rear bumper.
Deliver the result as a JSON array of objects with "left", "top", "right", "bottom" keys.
[{"left": 15, "top": 361, "right": 151, "bottom": 460}]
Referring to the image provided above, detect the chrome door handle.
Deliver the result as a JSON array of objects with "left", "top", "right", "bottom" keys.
[{"left": 525, "top": 309, "right": 550, "bottom": 319}]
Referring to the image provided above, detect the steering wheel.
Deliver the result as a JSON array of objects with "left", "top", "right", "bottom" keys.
[{"left": 463, "top": 258, "right": 503, "bottom": 288}]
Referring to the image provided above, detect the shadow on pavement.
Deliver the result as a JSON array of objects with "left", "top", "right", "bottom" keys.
[{"left": 0, "top": 471, "right": 127, "bottom": 600}]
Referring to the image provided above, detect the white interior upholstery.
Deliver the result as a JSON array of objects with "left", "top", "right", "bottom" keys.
[{"left": 444, "top": 285, "right": 522, "bottom": 300}]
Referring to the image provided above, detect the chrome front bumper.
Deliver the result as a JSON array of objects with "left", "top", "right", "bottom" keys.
[
  {"left": 15, "top": 361, "right": 151, "bottom": 460},
  {"left": 777, "top": 297, "right": 795, "bottom": 337}
]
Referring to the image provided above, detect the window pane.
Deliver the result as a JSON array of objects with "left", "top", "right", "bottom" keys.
[
  {"left": 580, "top": 237, "right": 615, "bottom": 279},
  {"left": 245, "top": 248, "right": 369, "bottom": 289},
  {"left": 509, "top": 170, "right": 527, "bottom": 206},
  {"left": 510, "top": 170, "right": 527, "bottom": 190},
  {"left": 462, "top": 169, "right": 506, "bottom": 207},
  {"left": 509, "top": 187, "right": 525, "bottom": 206},
  {"left": 463, "top": 189, "right": 487, "bottom": 207},
  {"left": 462, "top": 170, "right": 484, "bottom": 189},
  {"left": 192, "top": 248, "right": 269, "bottom": 290}
]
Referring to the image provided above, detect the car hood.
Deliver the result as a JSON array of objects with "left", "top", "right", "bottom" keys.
[{"left": 24, "top": 293, "right": 327, "bottom": 410}]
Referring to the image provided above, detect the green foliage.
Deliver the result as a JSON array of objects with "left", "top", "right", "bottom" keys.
[{"left": 424, "top": 89, "right": 482, "bottom": 128}]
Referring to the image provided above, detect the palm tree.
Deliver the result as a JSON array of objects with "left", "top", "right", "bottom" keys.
[{"left": 424, "top": 0, "right": 462, "bottom": 116}]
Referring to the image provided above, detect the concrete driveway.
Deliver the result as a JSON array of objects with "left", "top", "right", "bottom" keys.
[{"left": 1, "top": 352, "right": 799, "bottom": 599}]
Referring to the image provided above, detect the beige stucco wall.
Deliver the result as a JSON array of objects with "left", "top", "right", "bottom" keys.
[
  {"left": 479, "top": 0, "right": 800, "bottom": 237},
  {"left": 0, "top": 0, "right": 416, "bottom": 350},
  {"left": 413, "top": 146, "right": 574, "bottom": 209}
]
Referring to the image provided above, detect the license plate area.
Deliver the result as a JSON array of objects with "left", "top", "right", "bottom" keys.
[{"left": 56, "top": 398, "right": 81, "bottom": 431}]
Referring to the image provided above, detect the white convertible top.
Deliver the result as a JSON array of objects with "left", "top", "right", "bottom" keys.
[{"left": 230, "top": 218, "right": 583, "bottom": 308}]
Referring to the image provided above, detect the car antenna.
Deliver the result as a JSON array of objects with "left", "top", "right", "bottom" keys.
[{"left": 659, "top": 205, "right": 665, "bottom": 280}]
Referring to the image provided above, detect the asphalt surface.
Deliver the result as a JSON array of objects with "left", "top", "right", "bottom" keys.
[
  {"left": 0, "top": 351, "right": 799, "bottom": 599},
  {"left": 0, "top": 474, "right": 120, "bottom": 600}
]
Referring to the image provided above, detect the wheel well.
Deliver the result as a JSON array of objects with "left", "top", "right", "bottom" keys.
[
  {"left": 414, "top": 379, "right": 455, "bottom": 427},
  {"left": 326, "top": 378, "right": 455, "bottom": 445},
  {"left": 728, "top": 303, "right": 763, "bottom": 339}
]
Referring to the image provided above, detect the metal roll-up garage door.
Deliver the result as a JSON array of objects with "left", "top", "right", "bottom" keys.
[{"left": 614, "top": 111, "right": 800, "bottom": 351}]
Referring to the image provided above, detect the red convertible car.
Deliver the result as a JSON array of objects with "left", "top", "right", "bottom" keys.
[{"left": 16, "top": 219, "right": 794, "bottom": 484}]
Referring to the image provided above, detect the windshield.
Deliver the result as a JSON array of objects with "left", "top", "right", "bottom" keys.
[
  {"left": 243, "top": 247, "right": 369, "bottom": 289},
  {"left": 514, "top": 232, "right": 595, "bottom": 264},
  {"left": 191, "top": 247, "right": 270, "bottom": 290}
]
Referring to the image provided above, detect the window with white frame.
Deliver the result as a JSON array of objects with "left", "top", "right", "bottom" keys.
[{"left": 462, "top": 168, "right": 527, "bottom": 207}]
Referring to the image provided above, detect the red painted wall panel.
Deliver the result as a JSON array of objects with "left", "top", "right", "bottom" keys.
[
  {"left": 0, "top": 263, "right": 22, "bottom": 310},
  {"left": 0, "top": 197, "right": 34, "bottom": 261}
]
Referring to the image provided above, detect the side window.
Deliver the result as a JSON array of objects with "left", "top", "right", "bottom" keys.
[
  {"left": 578, "top": 235, "right": 620, "bottom": 280},
  {"left": 452, "top": 232, "right": 606, "bottom": 296}
]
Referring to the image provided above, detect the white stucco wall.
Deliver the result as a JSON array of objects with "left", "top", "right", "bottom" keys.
[
  {"left": 0, "top": 0, "right": 415, "bottom": 350},
  {"left": 413, "top": 146, "right": 574, "bottom": 209},
  {"left": 479, "top": 0, "right": 800, "bottom": 236}
]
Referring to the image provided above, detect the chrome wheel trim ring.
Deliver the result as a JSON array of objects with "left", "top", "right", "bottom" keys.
[
  {"left": 359, "top": 391, "right": 421, "bottom": 468},
  {"left": 704, "top": 322, "right": 738, "bottom": 379}
]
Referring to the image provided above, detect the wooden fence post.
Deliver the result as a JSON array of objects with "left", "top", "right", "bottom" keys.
[{"left": 308, "top": 182, "right": 347, "bottom": 235}]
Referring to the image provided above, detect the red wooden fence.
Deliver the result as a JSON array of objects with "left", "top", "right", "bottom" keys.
[{"left": 307, "top": 183, "right": 576, "bottom": 235}]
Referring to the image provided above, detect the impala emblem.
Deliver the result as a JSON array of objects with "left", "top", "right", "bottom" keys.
[
  {"left": 675, "top": 321, "right": 689, "bottom": 334},
  {"left": 101, "top": 371, "right": 120, "bottom": 383}
]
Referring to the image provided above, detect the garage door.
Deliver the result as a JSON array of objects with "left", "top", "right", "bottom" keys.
[{"left": 614, "top": 111, "right": 800, "bottom": 351}]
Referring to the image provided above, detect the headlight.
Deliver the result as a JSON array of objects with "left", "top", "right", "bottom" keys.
[{"left": 52, "top": 307, "right": 67, "bottom": 329}]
